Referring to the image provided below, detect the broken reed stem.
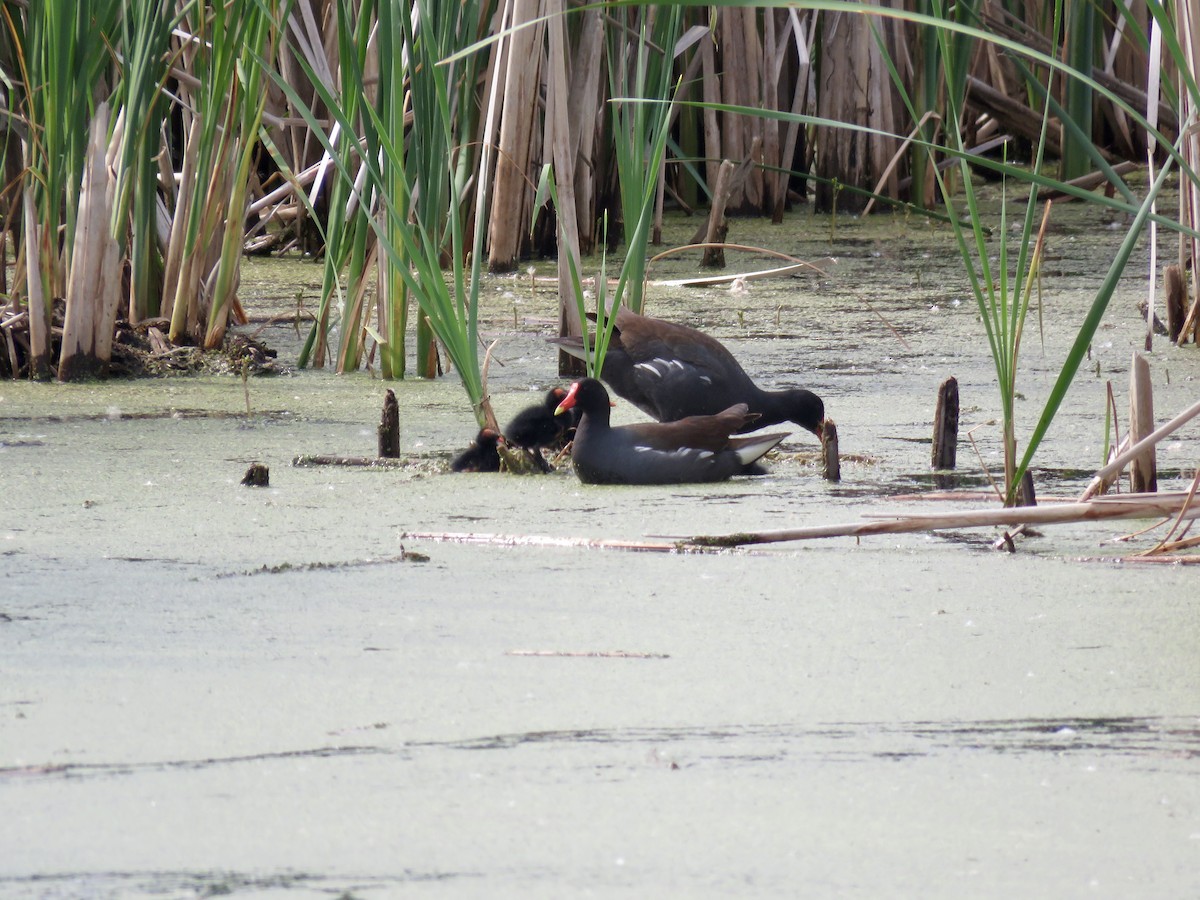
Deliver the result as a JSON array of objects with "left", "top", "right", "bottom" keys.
[
  {"left": 404, "top": 491, "right": 1200, "bottom": 553},
  {"left": 1148, "top": 534, "right": 1200, "bottom": 553},
  {"left": 701, "top": 159, "right": 735, "bottom": 267},
  {"left": 242, "top": 366, "right": 251, "bottom": 416},
  {"left": 400, "top": 530, "right": 684, "bottom": 552},
  {"left": 682, "top": 492, "right": 1200, "bottom": 547},
  {"left": 964, "top": 425, "right": 1005, "bottom": 502},
  {"left": 1140, "top": 464, "right": 1200, "bottom": 555},
  {"left": 479, "top": 339, "right": 501, "bottom": 433},
  {"left": 378, "top": 388, "right": 400, "bottom": 458},
  {"left": 931, "top": 376, "right": 959, "bottom": 469},
  {"left": 1120, "top": 554, "right": 1200, "bottom": 565},
  {"left": 822, "top": 419, "right": 840, "bottom": 482},
  {"left": 1079, "top": 396, "right": 1200, "bottom": 500},
  {"left": 1104, "top": 381, "right": 1124, "bottom": 482},
  {"left": 1128, "top": 352, "right": 1156, "bottom": 492},
  {"left": 1164, "top": 264, "right": 1186, "bottom": 342},
  {"left": 294, "top": 455, "right": 408, "bottom": 467}
]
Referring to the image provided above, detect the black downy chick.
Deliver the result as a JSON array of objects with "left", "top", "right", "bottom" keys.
[
  {"left": 503, "top": 387, "right": 578, "bottom": 472},
  {"left": 450, "top": 428, "right": 503, "bottom": 473}
]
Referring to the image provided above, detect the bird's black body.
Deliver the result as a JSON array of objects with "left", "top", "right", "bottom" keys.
[
  {"left": 553, "top": 306, "right": 824, "bottom": 438},
  {"left": 554, "top": 378, "right": 786, "bottom": 485}
]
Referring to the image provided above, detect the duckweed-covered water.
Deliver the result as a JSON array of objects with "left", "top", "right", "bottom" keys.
[{"left": 2, "top": 201, "right": 1199, "bottom": 898}]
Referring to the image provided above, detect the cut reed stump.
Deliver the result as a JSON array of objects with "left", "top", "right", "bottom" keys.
[
  {"left": 1164, "top": 264, "right": 1187, "bottom": 343},
  {"left": 1129, "top": 353, "right": 1157, "bottom": 492},
  {"left": 931, "top": 376, "right": 959, "bottom": 469},
  {"left": 822, "top": 419, "right": 840, "bottom": 482},
  {"left": 1016, "top": 471, "right": 1037, "bottom": 507},
  {"left": 1080, "top": 396, "right": 1200, "bottom": 500},
  {"left": 378, "top": 389, "right": 400, "bottom": 458},
  {"left": 700, "top": 159, "right": 735, "bottom": 268}
]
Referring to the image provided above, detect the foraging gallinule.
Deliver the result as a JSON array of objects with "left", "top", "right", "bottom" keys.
[
  {"left": 554, "top": 378, "right": 787, "bottom": 485},
  {"left": 503, "top": 387, "right": 577, "bottom": 472},
  {"left": 553, "top": 306, "right": 825, "bottom": 437},
  {"left": 450, "top": 428, "right": 503, "bottom": 473}
]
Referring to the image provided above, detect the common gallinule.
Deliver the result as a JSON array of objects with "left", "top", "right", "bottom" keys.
[
  {"left": 553, "top": 306, "right": 825, "bottom": 437},
  {"left": 553, "top": 378, "right": 787, "bottom": 485},
  {"left": 450, "top": 428, "right": 503, "bottom": 473},
  {"left": 503, "top": 387, "right": 577, "bottom": 472}
]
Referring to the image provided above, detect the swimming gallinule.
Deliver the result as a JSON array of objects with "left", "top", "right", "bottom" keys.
[
  {"left": 450, "top": 428, "right": 503, "bottom": 473},
  {"left": 553, "top": 306, "right": 825, "bottom": 437},
  {"left": 553, "top": 378, "right": 787, "bottom": 485},
  {"left": 503, "top": 387, "right": 577, "bottom": 472}
]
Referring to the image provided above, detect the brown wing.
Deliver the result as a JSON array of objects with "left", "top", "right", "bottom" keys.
[
  {"left": 621, "top": 403, "right": 759, "bottom": 452},
  {"left": 614, "top": 307, "right": 743, "bottom": 371}
]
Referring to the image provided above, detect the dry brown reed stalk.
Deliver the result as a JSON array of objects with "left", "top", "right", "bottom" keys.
[
  {"left": 775, "top": 8, "right": 816, "bottom": 221},
  {"left": 488, "top": 0, "right": 544, "bottom": 273},
  {"left": 566, "top": 10, "right": 605, "bottom": 254},
  {"left": 1173, "top": 0, "right": 1200, "bottom": 343},
  {"left": 1104, "top": 380, "right": 1124, "bottom": 489},
  {"left": 680, "top": 492, "right": 1200, "bottom": 548},
  {"left": 404, "top": 493, "right": 1200, "bottom": 555},
  {"left": 546, "top": 0, "right": 585, "bottom": 368},
  {"left": 647, "top": 243, "right": 823, "bottom": 268},
  {"left": 1079, "top": 397, "right": 1200, "bottom": 500},
  {"left": 1139, "top": 463, "right": 1200, "bottom": 555},
  {"left": 963, "top": 423, "right": 1006, "bottom": 503},
  {"left": 60, "top": 106, "right": 122, "bottom": 381},
  {"left": 815, "top": 6, "right": 901, "bottom": 212},
  {"left": 1121, "top": 553, "right": 1200, "bottom": 564},
  {"left": 399, "top": 530, "right": 683, "bottom": 553},
  {"left": 1128, "top": 353, "right": 1157, "bottom": 491},
  {"left": 479, "top": 339, "right": 502, "bottom": 434},
  {"left": 653, "top": 261, "right": 826, "bottom": 288},
  {"left": 862, "top": 111, "right": 942, "bottom": 216}
]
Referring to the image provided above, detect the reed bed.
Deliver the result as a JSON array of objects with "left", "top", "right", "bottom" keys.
[{"left": 0, "top": 0, "right": 1196, "bottom": 440}]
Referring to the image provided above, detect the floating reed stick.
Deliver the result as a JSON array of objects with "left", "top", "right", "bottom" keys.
[
  {"left": 683, "top": 492, "right": 1200, "bottom": 548},
  {"left": 294, "top": 455, "right": 408, "bottom": 468},
  {"left": 400, "top": 530, "right": 683, "bottom": 552},
  {"left": 402, "top": 492, "right": 1200, "bottom": 554}
]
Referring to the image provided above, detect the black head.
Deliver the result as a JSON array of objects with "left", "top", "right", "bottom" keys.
[
  {"left": 785, "top": 389, "right": 825, "bottom": 437},
  {"left": 475, "top": 427, "right": 502, "bottom": 450},
  {"left": 544, "top": 385, "right": 581, "bottom": 429},
  {"left": 544, "top": 386, "right": 569, "bottom": 411},
  {"left": 555, "top": 378, "right": 613, "bottom": 420},
  {"left": 450, "top": 427, "right": 503, "bottom": 472}
]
